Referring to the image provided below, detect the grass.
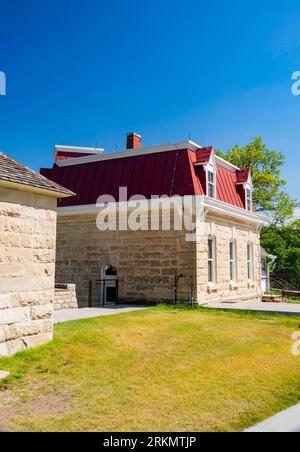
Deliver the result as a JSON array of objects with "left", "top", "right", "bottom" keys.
[
  {"left": 1, "top": 306, "right": 300, "bottom": 432},
  {"left": 269, "top": 290, "right": 300, "bottom": 304},
  {"left": 284, "top": 297, "right": 300, "bottom": 304}
]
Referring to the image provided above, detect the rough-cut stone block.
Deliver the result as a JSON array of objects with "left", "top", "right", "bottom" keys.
[
  {"left": 6, "top": 320, "right": 52, "bottom": 341},
  {"left": 0, "top": 325, "right": 8, "bottom": 342},
  {"left": 0, "top": 294, "right": 11, "bottom": 310},
  {"left": 30, "top": 304, "right": 53, "bottom": 320},
  {"left": 3, "top": 338, "right": 26, "bottom": 356},
  {"left": 0, "top": 307, "right": 30, "bottom": 326},
  {"left": 22, "top": 333, "right": 53, "bottom": 349},
  {"left": 0, "top": 188, "right": 57, "bottom": 356},
  {"left": 0, "top": 277, "right": 32, "bottom": 293},
  {"left": 0, "top": 263, "right": 26, "bottom": 277},
  {"left": 0, "top": 342, "right": 9, "bottom": 356}
]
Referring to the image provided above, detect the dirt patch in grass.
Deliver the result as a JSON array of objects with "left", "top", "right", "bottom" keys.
[{"left": 0, "top": 390, "right": 70, "bottom": 431}]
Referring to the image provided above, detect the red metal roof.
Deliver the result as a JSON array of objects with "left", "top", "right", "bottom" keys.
[
  {"left": 236, "top": 169, "right": 251, "bottom": 184},
  {"left": 41, "top": 147, "right": 249, "bottom": 210},
  {"left": 195, "top": 146, "right": 213, "bottom": 163},
  {"left": 56, "top": 151, "right": 96, "bottom": 161},
  {"left": 216, "top": 165, "right": 244, "bottom": 208}
]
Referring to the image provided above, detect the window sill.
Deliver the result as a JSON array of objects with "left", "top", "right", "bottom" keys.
[
  {"left": 207, "top": 283, "right": 218, "bottom": 294},
  {"left": 248, "top": 280, "right": 255, "bottom": 289},
  {"left": 229, "top": 282, "right": 238, "bottom": 290}
]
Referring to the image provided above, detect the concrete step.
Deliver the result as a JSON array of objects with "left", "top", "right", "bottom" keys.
[{"left": 262, "top": 295, "right": 282, "bottom": 303}]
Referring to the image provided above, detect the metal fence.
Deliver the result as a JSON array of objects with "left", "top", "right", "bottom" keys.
[
  {"left": 271, "top": 273, "right": 300, "bottom": 292},
  {"left": 173, "top": 275, "right": 195, "bottom": 306},
  {"left": 266, "top": 274, "right": 300, "bottom": 299},
  {"left": 88, "top": 279, "right": 119, "bottom": 307}
]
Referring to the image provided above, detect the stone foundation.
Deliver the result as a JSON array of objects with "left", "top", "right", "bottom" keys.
[
  {"left": 0, "top": 188, "right": 57, "bottom": 356},
  {"left": 54, "top": 284, "right": 78, "bottom": 310}
]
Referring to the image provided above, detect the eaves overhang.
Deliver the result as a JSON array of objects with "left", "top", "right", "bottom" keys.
[
  {"left": 203, "top": 196, "right": 268, "bottom": 225},
  {"left": 57, "top": 195, "right": 269, "bottom": 226},
  {"left": 0, "top": 179, "right": 74, "bottom": 199}
]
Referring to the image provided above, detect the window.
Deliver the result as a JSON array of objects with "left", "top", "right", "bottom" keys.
[
  {"left": 207, "top": 171, "right": 216, "bottom": 198},
  {"left": 247, "top": 243, "right": 254, "bottom": 282},
  {"left": 229, "top": 240, "right": 237, "bottom": 282},
  {"left": 208, "top": 237, "right": 217, "bottom": 284},
  {"left": 246, "top": 188, "right": 252, "bottom": 211}
]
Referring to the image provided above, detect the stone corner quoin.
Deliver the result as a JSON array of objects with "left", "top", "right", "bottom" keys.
[{"left": 0, "top": 188, "right": 57, "bottom": 356}]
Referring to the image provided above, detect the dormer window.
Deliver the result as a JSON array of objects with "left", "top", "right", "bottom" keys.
[
  {"left": 207, "top": 170, "right": 216, "bottom": 198},
  {"left": 194, "top": 146, "right": 217, "bottom": 199},
  {"left": 246, "top": 188, "right": 252, "bottom": 211},
  {"left": 235, "top": 170, "right": 253, "bottom": 211}
]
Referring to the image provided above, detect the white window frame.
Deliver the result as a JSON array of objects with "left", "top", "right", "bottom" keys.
[
  {"left": 195, "top": 151, "right": 217, "bottom": 199},
  {"left": 246, "top": 187, "right": 252, "bottom": 211},
  {"left": 208, "top": 236, "right": 217, "bottom": 285},
  {"left": 247, "top": 243, "right": 254, "bottom": 282},
  {"left": 204, "top": 153, "right": 217, "bottom": 199},
  {"left": 229, "top": 240, "right": 237, "bottom": 283},
  {"left": 207, "top": 169, "right": 216, "bottom": 199}
]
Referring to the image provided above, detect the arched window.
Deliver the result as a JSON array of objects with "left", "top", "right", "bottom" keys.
[{"left": 229, "top": 240, "right": 237, "bottom": 282}]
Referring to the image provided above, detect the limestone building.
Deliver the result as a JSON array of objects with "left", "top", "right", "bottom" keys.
[
  {"left": 41, "top": 134, "right": 267, "bottom": 307},
  {"left": 0, "top": 152, "right": 73, "bottom": 356}
]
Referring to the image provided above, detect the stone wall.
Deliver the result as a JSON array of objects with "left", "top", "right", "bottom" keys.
[
  {"left": 56, "top": 209, "right": 262, "bottom": 306},
  {"left": 0, "top": 187, "right": 57, "bottom": 356},
  {"left": 54, "top": 284, "right": 78, "bottom": 310},
  {"left": 56, "top": 214, "right": 192, "bottom": 307}
]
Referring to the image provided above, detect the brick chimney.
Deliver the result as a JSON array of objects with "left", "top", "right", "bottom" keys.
[{"left": 127, "top": 132, "right": 142, "bottom": 150}]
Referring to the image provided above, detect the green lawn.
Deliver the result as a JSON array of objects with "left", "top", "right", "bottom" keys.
[
  {"left": 285, "top": 297, "right": 300, "bottom": 304},
  {"left": 1, "top": 306, "right": 300, "bottom": 432},
  {"left": 270, "top": 290, "right": 300, "bottom": 304}
]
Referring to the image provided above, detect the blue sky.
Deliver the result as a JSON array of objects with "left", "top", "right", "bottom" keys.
[{"left": 0, "top": 0, "right": 300, "bottom": 204}]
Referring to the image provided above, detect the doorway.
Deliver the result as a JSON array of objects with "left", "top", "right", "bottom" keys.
[{"left": 99, "top": 266, "right": 118, "bottom": 306}]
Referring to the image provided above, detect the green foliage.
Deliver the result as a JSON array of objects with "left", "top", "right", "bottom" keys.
[
  {"left": 261, "top": 220, "right": 300, "bottom": 277},
  {"left": 216, "top": 137, "right": 299, "bottom": 225},
  {"left": 217, "top": 137, "right": 300, "bottom": 275}
]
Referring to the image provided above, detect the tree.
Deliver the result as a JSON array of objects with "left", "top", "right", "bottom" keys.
[
  {"left": 216, "top": 137, "right": 299, "bottom": 227},
  {"left": 260, "top": 220, "right": 300, "bottom": 286}
]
